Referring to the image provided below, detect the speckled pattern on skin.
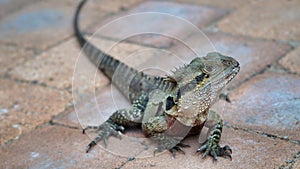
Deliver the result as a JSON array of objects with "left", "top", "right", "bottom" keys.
[{"left": 75, "top": 0, "right": 239, "bottom": 160}]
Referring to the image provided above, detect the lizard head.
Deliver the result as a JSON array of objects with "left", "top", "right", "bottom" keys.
[
  {"left": 172, "top": 52, "right": 240, "bottom": 126},
  {"left": 192, "top": 52, "right": 240, "bottom": 89},
  {"left": 172, "top": 52, "right": 239, "bottom": 91}
]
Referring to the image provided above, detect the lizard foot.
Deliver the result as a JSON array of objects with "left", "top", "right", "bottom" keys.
[
  {"left": 196, "top": 139, "right": 232, "bottom": 161},
  {"left": 83, "top": 120, "right": 124, "bottom": 153},
  {"left": 168, "top": 142, "right": 191, "bottom": 158},
  {"left": 152, "top": 134, "right": 189, "bottom": 158}
]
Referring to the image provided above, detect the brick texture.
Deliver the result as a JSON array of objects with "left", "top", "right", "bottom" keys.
[
  {"left": 279, "top": 46, "right": 300, "bottom": 75},
  {"left": 217, "top": 0, "right": 300, "bottom": 41},
  {"left": 169, "top": 32, "right": 291, "bottom": 88},
  {"left": 212, "top": 71, "right": 300, "bottom": 140},
  {"left": 0, "top": 125, "right": 127, "bottom": 169},
  {"left": 167, "top": 0, "right": 252, "bottom": 10},
  {"left": 0, "top": 44, "right": 34, "bottom": 76},
  {"left": 90, "top": 1, "right": 227, "bottom": 48},
  {"left": 0, "top": 0, "right": 108, "bottom": 50},
  {"left": 122, "top": 127, "right": 300, "bottom": 169},
  {"left": 0, "top": 79, "right": 71, "bottom": 145}
]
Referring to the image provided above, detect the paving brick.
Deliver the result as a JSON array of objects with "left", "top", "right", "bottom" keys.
[
  {"left": 122, "top": 127, "right": 300, "bottom": 169},
  {"left": 8, "top": 35, "right": 158, "bottom": 91},
  {"left": 88, "top": 0, "right": 143, "bottom": 12},
  {"left": 53, "top": 84, "right": 130, "bottom": 128},
  {"left": 0, "top": 0, "right": 38, "bottom": 19},
  {"left": 0, "top": 79, "right": 71, "bottom": 145},
  {"left": 0, "top": 44, "right": 34, "bottom": 75},
  {"left": 0, "top": 0, "right": 108, "bottom": 50},
  {"left": 212, "top": 71, "right": 300, "bottom": 141},
  {"left": 169, "top": 32, "right": 291, "bottom": 88},
  {"left": 7, "top": 38, "right": 108, "bottom": 90},
  {"left": 90, "top": 1, "right": 227, "bottom": 48},
  {"left": 217, "top": 0, "right": 300, "bottom": 41},
  {"left": 88, "top": 35, "right": 160, "bottom": 68},
  {"left": 165, "top": 0, "right": 252, "bottom": 10},
  {"left": 279, "top": 46, "right": 300, "bottom": 75},
  {"left": 50, "top": 85, "right": 300, "bottom": 168},
  {"left": 0, "top": 125, "right": 127, "bottom": 169}
]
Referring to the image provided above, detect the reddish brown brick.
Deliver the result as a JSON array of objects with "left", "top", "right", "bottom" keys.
[
  {"left": 89, "top": 0, "right": 143, "bottom": 12},
  {"left": 53, "top": 84, "right": 130, "bottom": 128},
  {"left": 279, "top": 46, "right": 300, "bottom": 75},
  {"left": 51, "top": 85, "right": 300, "bottom": 168},
  {"left": 0, "top": 79, "right": 71, "bottom": 145},
  {"left": 7, "top": 38, "right": 108, "bottom": 90},
  {"left": 88, "top": 35, "right": 160, "bottom": 68},
  {"left": 0, "top": 125, "right": 127, "bottom": 169},
  {"left": 122, "top": 127, "right": 299, "bottom": 169},
  {"left": 168, "top": 0, "right": 252, "bottom": 10},
  {"left": 213, "top": 71, "right": 300, "bottom": 140},
  {"left": 169, "top": 32, "right": 291, "bottom": 88},
  {"left": 0, "top": 0, "right": 37, "bottom": 19},
  {"left": 0, "top": 0, "right": 108, "bottom": 50},
  {"left": 217, "top": 0, "right": 300, "bottom": 41},
  {"left": 8, "top": 36, "right": 157, "bottom": 90},
  {"left": 0, "top": 44, "right": 34, "bottom": 75},
  {"left": 90, "top": 1, "right": 227, "bottom": 48}
]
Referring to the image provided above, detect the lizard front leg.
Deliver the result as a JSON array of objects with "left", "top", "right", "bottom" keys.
[
  {"left": 142, "top": 115, "right": 191, "bottom": 157},
  {"left": 197, "top": 110, "right": 232, "bottom": 160},
  {"left": 84, "top": 94, "right": 148, "bottom": 153}
]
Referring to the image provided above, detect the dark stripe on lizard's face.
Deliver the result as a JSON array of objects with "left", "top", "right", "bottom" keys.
[
  {"left": 165, "top": 96, "right": 175, "bottom": 111},
  {"left": 179, "top": 73, "right": 207, "bottom": 96},
  {"left": 195, "top": 73, "right": 206, "bottom": 83}
]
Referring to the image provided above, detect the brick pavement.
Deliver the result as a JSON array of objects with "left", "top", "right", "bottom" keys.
[{"left": 0, "top": 0, "right": 299, "bottom": 168}]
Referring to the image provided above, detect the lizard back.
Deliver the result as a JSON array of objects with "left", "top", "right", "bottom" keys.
[{"left": 74, "top": 0, "right": 176, "bottom": 102}]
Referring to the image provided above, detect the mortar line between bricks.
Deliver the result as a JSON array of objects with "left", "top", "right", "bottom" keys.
[
  {"left": 0, "top": 74, "right": 73, "bottom": 94},
  {"left": 206, "top": 29, "right": 300, "bottom": 48},
  {"left": 116, "top": 146, "right": 150, "bottom": 169},
  {"left": 227, "top": 45, "right": 295, "bottom": 91},
  {"left": 225, "top": 124, "right": 300, "bottom": 169},
  {"left": 270, "top": 63, "right": 299, "bottom": 76},
  {"left": 268, "top": 45, "right": 300, "bottom": 76},
  {"left": 224, "top": 124, "right": 300, "bottom": 146},
  {"left": 31, "top": 35, "right": 79, "bottom": 57},
  {"left": 203, "top": 8, "right": 233, "bottom": 31},
  {"left": 116, "top": 156, "right": 136, "bottom": 169},
  {"left": 49, "top": 120, "right": 80, "bottom": 130},
  {"left": 46, "top": 82, "right": 112, "bottom": 126},
  {"left": 0, "top": 32, "right": 75, "bottom": 60},
  {"left": 84, "top": 32, "right": 171, "bottom": 49}
]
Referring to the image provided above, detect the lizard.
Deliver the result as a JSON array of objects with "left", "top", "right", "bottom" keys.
[{"left": 74, "top": 0, "right": 240, "bottom": 160}]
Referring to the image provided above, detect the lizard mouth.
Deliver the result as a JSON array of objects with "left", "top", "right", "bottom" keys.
[{"left": 225, "top": 66, "right": 240, "bottom": 82}]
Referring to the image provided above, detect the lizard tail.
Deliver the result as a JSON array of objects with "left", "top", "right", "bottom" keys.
[
  {"left": 74, "top": 0, "right": 87, "bottom": 47},
  {"left": 73, "top": 0, "right": 138, "bottom": 80}
]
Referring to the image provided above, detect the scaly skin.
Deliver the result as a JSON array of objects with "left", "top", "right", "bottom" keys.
[{"left": 75, "top": 0, "right": 239, "bottom": 160}]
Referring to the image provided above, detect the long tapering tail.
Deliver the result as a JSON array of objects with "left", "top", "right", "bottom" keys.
[{"left": 73, "top": 0, "right": 144, "bottom": 100}]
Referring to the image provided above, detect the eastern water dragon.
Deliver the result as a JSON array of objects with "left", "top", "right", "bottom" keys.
[{"left": 74, "top": 0, "right": 240, "bottom": 160}]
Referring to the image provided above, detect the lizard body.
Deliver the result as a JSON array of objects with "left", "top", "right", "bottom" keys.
[{"left": 74, "top": 0, "right": 239, "bottom": 160}]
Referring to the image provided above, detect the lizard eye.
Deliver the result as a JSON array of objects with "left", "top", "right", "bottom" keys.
[
  {"left": 203, "top": 65, "right": 215, "bottom": 73},
  {"left": 223, "top": 60, "right": 232, "bottom": 66}
]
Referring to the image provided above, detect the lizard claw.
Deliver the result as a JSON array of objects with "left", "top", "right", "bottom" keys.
[
  {"left": 154, "top": 141, "right": 190, "bottom": 158},
  {"left": 197, "top": 139, "right": 232, "bottom": 161},
  {"left": 84, "top": 121, "right": 124, "bottom": 153}
]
